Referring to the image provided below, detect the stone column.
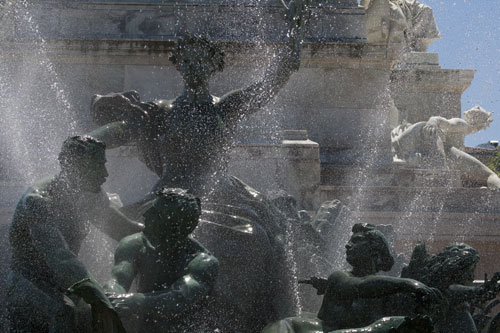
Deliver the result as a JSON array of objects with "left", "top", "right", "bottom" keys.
[
  {"left": 390, "top": 52, "right": 475, "bottom": 123},
  {"left": 229, "top": 130, "right": 320, "bottom": 209}
]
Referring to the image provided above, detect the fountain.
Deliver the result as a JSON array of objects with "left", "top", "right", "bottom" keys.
[{"left": 2, "top": 0, "right": 500, "bottom": 332}]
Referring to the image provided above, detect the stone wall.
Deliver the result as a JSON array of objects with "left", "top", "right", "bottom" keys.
[{"left": 390, "top": 52, "right": 474, "bottom": 124}]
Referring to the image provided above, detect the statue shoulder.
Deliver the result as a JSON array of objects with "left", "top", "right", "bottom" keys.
[
  {"left": 18, "top": 179, "right": 54, "bottom": 214},
  {"left": 92, "top": 92, "right": 150, "bottom": 126},
  {"left": 115, "top": 232, "right": 146, "bottom": 262},
  {"left": 326, "top": 271, "right": 352, "bottom": 288},
  {"left": 187, "top": 243, "right": 219, "bottom": 281},
  {"left": 11, "top": 182, "right": 55, "bottom": 238},
  {"left": 328, "top": 270, "right": 350, "bottom": 280}
]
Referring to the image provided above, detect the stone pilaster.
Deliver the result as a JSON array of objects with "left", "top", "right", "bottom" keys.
[{"left": 390, "top": 52, "right": 475, "bottom": 123}]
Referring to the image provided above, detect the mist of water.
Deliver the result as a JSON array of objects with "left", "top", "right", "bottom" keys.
[{"left": 0, "top": 0, "right": 79, "bottom": 185}]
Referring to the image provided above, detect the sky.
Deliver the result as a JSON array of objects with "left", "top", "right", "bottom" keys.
[{"left": 423, "top": 0, "right": 500, "bottom": 146}]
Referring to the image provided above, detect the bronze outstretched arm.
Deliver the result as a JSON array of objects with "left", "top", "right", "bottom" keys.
[
  {"left": 217, "top": 0, "right": 312, "bottom": 126},
  {"left": 104, "top": 234, "right": 142, "bottom": 294},
  {"left": 80, "top": 190, "right": 143, "bottom": 242},
  {"left": 328, "top": 271, "right": 442, "bottom": 302},
  {"left": 448, "top": 272, "right": 500, "bottom": 306},
  {"left": 299, "top": 276, "right": 329, "bottom": 295},
  {"left": 87, "top": 91, "right": 151, "bottom": 148},
  {"left": 87, "top": 121, "right": 134, "bottom": 149},
  {"left": 94, "top": 205, "right": 144, "bottom": 242}
]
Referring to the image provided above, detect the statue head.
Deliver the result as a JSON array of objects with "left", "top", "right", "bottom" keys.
[
  {"left": 169, "top": 34, "right": 225, "bottom": 86},
  {"left": 346, "top": 223, "right": 394, "bottom": 272},
  {"left": 402, "top": 242, "right": 479, "bottom": 289},
  {"left": 143, "top": 188, "right": 202, "bottom": 241},
  {"left": 58, "top": 135, "right": 107, "bottom": 193},
  {"left": 437, "top": 243, "right": 479, "bottom": 286},
  {"left": 464, "top": 105, "right": 493, "bottom": 130}
]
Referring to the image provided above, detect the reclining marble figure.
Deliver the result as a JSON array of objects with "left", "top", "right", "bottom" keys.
[
  {"left": 6, "top": 136, "right": 143, "bottom": 332},
  {"left": 391, "top": 106, "right": 500, "bottom": 188},
  {"left": 104, "top": 188, "right": 219, "bottom": 332}
]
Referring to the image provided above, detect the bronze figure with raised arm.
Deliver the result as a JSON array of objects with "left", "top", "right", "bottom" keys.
[
  {"left": 392, "top": 106, "right": 500, "bottom": 188},
  {"left": 87, "top": 0, "right": 311, "bottom": 196}
]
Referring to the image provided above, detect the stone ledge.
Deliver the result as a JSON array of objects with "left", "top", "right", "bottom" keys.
[
  {"left": 2, "top": 40, "right": 401, "bottom": 68},
  {"left": 391, "top": 68, "right": 475, "bottom": 94},
  {"left": 320, "top": 185, "right": 500, "bottom": 213},
  {"left": 321, "top": 165, "right": 462, "bottom": 187},
  {"left": 13, "top": 1, "right": 365, "bottom": 43}
]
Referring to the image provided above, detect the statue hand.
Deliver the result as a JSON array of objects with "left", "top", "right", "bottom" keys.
[
  {"left": 488, "top": 272, "right": 500, "bottom": 287},
  {"left": 309, "top": 276, "right": 329, "bottom": 295},
  {"left": 107, "top": 292, "right": 146, "bottom": 318},
  {"left": 68, "top": 280, "right": 126, "bottom": 332},
  {"left": 423, "top": 123, "right": 442, "bottom": 137},
  {"left": 412, "top": 284, "right": 443, "bottom": 310},
  {"left": 68, "top": 278, "right": 113, "bottom": 309},
  {"left": 412, "top": 284, "right": 445, "bottom": 317},
  {"left": 415, "top": 285, "right": 442, "bottom": 302},
  {"left": 475, "top": 272, "right": 500, "bottom": 303}
]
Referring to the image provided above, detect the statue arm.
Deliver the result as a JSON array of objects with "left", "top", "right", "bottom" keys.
[
  {"left": 88, "top": 91, "right": 153, "bottom": 148},
  {"left": 85, "top": 190, "right": 143, "bottom": 241},
  {"left": 26, "top": 196, "right": 93, "bottom": 288},
  {"left": 217, "top": 47, "right": 299, "bottom": 125},
  {"left": 26, "top": 196, "right": 114, "bottom": 308},
  {"left": 425, "top": 116, "right": 470, "bottom": 135},
  {"left": 95, "top": 205, "right": 144, "bottom": 242},
  {"left": 217, "top": 0, "right": 309, "bottom": 126},
  {"left": 447, "top": 274, "right": 500, "bottom": 306},
  {"left": 104, "top": 235, "right": 141, "bottom": 294},
  {"left": 87, "top": 121, "right": 136, "bottom": 149},
  {"left": 446, "top": 284, "right": 478, "bottom": 304},
  {"left": 331, "top": 272, "right": 435, "bottom": 300},
  {"left": 137, "top": 252, "right": 218, "bottom": 320}
]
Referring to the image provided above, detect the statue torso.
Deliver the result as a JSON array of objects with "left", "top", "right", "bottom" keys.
[
  {"left": 135, "top": 237, "right": 204, "bottom": 293},
  {"left": 9, "top": 179, "right": 93, "bottom": 286},
  {"left": 135, "top": 98, "right": 232, "bottom": 193},
  {"left": 318, "top": 272, "right": 393, "bottom": 330}
]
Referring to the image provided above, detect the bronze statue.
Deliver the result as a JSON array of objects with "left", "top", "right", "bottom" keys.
[
  {"left": 86, "top": 1, "right": 313, "bottom": 330},
  {"left": 88, "top": 0, "right": 310, "bottom": 197},
  {"left": 312, "top": 223, "right": 441, "bottom": 331},
  {"left": 104, "top": 188, "right": 219, "bottom": 332},
  {"left": 402, "top": 242, "right": 500, "bottom": 332},
  {"left": 263, "top": 223, "right": 441, "bottom": 333},
  {"left": 6, "top": 136, "right": 142, "bottom": 332}
]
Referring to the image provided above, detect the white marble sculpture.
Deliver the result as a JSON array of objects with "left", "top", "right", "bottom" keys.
[
  {"left": 391, "top": 106, "right": 500, "bottom": 189},
  {"left": 361, "top": 0, "right": 441, "bottom": 51}
]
